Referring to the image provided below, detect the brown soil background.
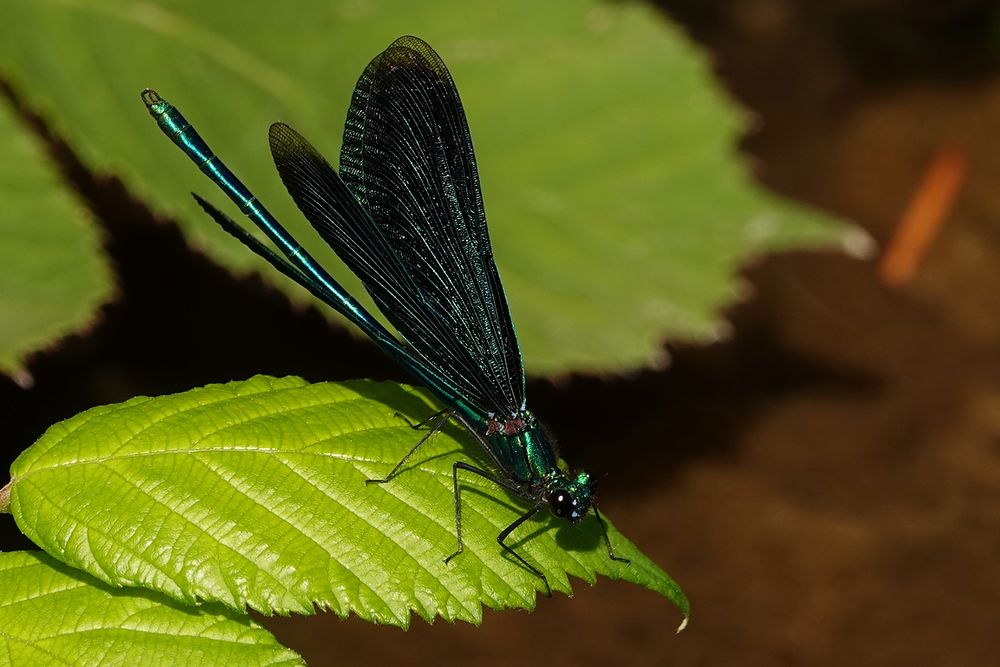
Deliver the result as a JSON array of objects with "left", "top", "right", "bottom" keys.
[{"left": 2, "top": 1, "right": 999, "bottom": 665}]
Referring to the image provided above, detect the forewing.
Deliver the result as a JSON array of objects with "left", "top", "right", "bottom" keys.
[
  {"left": 338, "top": 36, "right": 525, "bottom": 417},
  {"left": 269, "top": 122, "right": 494, "bottom": 414}
]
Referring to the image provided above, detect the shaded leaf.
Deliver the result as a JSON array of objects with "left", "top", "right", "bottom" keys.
[
  {"left": 0, "top": 0, "right": 856, "bottom": 375},
  {"left": 8, "top": 376, "right": 689, "bottom": 628},
  {"left": 0, "top": 551, "right": 303, "bottom": 666},
  {"left": 0, "top": 97, "right": 110, "bottom": 377}
]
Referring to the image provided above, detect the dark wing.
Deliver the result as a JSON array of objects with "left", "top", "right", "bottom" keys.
[
  {"left": 341, "top": 36, "right": 525, "bottom": 417},
  {"left": 269, "top": 36, "right": 524, "bottom": 420}
]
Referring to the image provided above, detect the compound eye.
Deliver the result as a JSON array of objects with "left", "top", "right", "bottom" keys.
[{"left": 549, "top": 489, "right": 575, "bottom": 518}]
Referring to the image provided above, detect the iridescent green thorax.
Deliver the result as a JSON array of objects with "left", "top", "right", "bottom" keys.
[
  {"left": 483, "top": 415, "right": 594, "bottom": 523},
  {"left": 485, "top": 416, "right": 556, "bottom": 484}
]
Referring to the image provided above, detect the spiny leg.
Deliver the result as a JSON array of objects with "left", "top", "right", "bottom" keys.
[
  {"left": 593, "top": 505, "right": 631, "bottom": 565},
  {"left": 497, "top": 504, "right": 550, "bottom": 596},
  {"left": 443, "top": 462, "right": 550, "bottom": 595},
  {"left": 444, "top": 462, "right": 521, "bottom": 563},
  {"left": 366, "top": 409, "right": 453, "bottom": 484}
]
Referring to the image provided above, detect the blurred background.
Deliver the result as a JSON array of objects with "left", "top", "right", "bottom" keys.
[{"left": 2, "top": 0, "right": 999, "bottom": 665}]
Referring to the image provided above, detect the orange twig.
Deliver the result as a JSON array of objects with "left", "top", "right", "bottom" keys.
[{"left": 879, "top": 145, "right": 968, "bottom": 287}]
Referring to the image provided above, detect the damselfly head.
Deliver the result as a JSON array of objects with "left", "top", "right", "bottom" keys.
[{"left": 546, "top": 470, "right": 594, "bottom": 523}]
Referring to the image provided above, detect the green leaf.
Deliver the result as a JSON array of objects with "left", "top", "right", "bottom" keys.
[
  {"left": 0, "top": 98, "right": 111, "bottom": 378},
  {"left": 7, "top": 376, "right": 689, "bottom": 628},
  {"left": 0, "top": 0, "right": 856, "bottom": 375},
  {"left": 0, "top": 551, "right": 303, "bottom": 666}
]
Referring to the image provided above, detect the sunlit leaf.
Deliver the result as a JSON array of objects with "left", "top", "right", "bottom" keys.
[
  {"left": 7, "top": 376, "right": 688, "bottom": 628},
  {"left": 0, "top": 551, "right": 303, "bottom": 666},
  {"left": 0, "top": 97, "right": 110, "bottom": 377}
]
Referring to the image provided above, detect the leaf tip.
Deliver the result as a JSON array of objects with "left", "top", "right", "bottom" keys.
[
  {"left": 842, "top": 226, "right": 878, "bottom": 260},
  {"left": 676, "top": 613, "right": 690, "bottom": 634}
]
